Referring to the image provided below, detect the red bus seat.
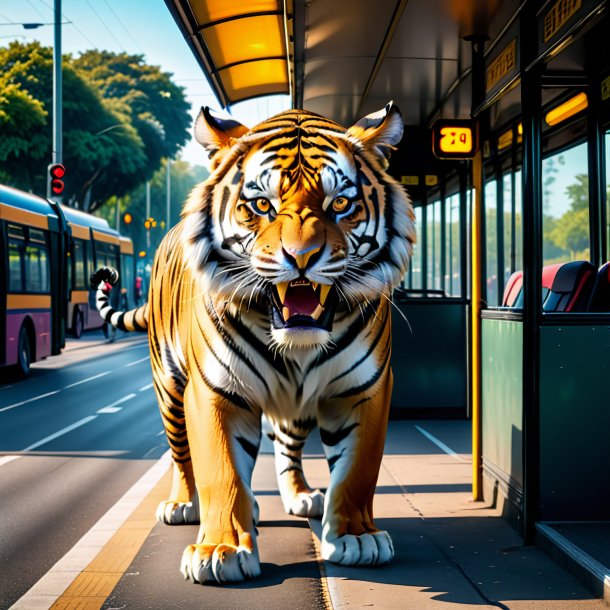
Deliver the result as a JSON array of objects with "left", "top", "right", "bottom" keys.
[
  {"left": 502, "top": 270, "right": 523, "bottom": 307},
  {"left": 587, "top": 262, "right": 610, "bottom": 312},
  {"left": 541, "top": 261, "right": 595, "bottom": 312}
]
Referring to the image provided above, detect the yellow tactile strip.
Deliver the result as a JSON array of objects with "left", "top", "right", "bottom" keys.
[{"left": 50, "top": 469, "right": 171, "bottom": 610}]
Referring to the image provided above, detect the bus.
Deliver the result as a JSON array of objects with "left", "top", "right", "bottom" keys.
[
  {"left": 0, "top": 185, "right": 135, "bottom": 374},
  {"left": 166, "top": 0, "right": 610, "bottom": 596}
]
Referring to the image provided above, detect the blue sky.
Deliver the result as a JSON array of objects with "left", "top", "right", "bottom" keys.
[{"left": 0, "top": 0, "right": 291, "bottom": 166}]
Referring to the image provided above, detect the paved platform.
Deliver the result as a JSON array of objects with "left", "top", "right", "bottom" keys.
[{"left": 32, "top": 419, "right": 608, "bottom": 609}]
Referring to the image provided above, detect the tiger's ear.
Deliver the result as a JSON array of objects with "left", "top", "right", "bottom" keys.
[
  {"left": 347, "top": 102, "right": 403, "bottom": 158},
  {"left": 194, "top": 107, "right": 249, "bottom": 161}
]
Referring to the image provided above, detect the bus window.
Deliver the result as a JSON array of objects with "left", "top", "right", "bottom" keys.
[
  {"left": 502, "top": 172, "right": 512, "bottom": 284},
  {"left": 25, "top": 243, "right": 50, "bottom": 293},
  {"left": 73, "top": 239, "right": 87, "bottom": 289},
  {"left": 485, "top": 179, "right": 498, "bottom": 306},
  {"left": 8, "top": 224, "right": 25, "bottom": 292},
  {"left": 542, "top": 142, "right": 590, "bottom": 266},
  {"left": 120, "top": 253, "right": 135, "bottom": 309},
  {"left": 445, "top": 193, "right": 460, "bottom": 296}
]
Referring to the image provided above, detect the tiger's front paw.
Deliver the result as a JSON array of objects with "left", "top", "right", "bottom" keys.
[
  {"left": 180, "top": 541, "right": 260, "bottom": 584},
  {"left": 284, "top": 489, "right": 325, "bottom": 518},
  {"left": 321, "top": 531, "right": 394, "bottom": 566},
  {"left": 156, "top": 500, "right": 199, "bottom": 525}
]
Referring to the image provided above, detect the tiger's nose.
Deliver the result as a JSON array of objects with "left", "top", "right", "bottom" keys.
[{"left": 283, "top": 245, "right": 322, "bottom": 270}]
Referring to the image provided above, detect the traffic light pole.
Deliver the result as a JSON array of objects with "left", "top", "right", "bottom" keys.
[
  {"left": 48, "top": 0, "right": 62, "bottom": 201},
  {"left": 53, "top": 0, "right": 62, "bottom": 166}
]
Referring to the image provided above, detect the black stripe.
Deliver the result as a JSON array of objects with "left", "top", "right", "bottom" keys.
[
  {"left": 279, "top": 465, "right": 303, "bottom": 475},
  {"left": 320, "top": 423, "right": 359, "bottom": 447},
  {"left": 330, "top": 308, "right": 389, "bottom": 383},
  {"left": 334, "top": 343, "right": 391, "bottom": 398},
  {"left": 236, "top": 436, "right": 259, "bottom": 461}
]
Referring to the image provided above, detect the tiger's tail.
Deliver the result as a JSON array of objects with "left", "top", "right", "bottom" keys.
[{"left": 90, "top": 266, "right": 149, "bottom": 333}]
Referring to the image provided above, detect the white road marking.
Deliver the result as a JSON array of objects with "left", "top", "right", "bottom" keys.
[
  {"left": 10, "top": 450, "right": 172, "bottom": 609},
  {"left": 97, "top": 406, "right": 122, "bottom": 414},
  {"left": 139, "top": 382, "right": 154, "bottom": 392},
  {"left": 0, "top": 455, "right": 21, "bottom": 467},
  {"left": 63, "top": 371, "right": 111, "bottom": 389},
  {"left": 126, "top": 356, "right": 150, "bottom": 367},
  {"left": 22, "top": 416, "right": 98, "bottom": 452},
  {"left": 0, "top": 391, "right": 60, "bottom": 413},
  {"left": 156, "top": 430, "right": 165, "bottom": 436},
  {"left": 414, "top": 425, "right": 466, "bottom": 462}
]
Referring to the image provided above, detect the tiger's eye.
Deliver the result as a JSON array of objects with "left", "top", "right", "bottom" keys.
[
  {"left": 251, "top": 198, "right": 272, "bottom": 215},
  {"left": 332, "top": 197, "right": 350, "bottom": 213}
]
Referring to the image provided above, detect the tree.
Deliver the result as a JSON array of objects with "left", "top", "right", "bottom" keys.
[
  {"left": 0, "top": 41, "right": 147, "bottom": 206},
  {"left": 73, "top": 51, "right": 191, "bottom": 185}
]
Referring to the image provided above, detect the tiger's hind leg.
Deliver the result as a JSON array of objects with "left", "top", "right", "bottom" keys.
[{"left": 269, "top": 419, "right": 324, "bottom": 518}]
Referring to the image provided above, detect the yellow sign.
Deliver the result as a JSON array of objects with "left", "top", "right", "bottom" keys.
[
  {"left": 425, "top": 175, "right": 438, "bottom": 186},
  {"left": 401, "top": 176, "right": 419, "bottom": 185},
  {"left": 602, "top": 76, "right": 610, "bottom": 102},
  {"left": 432, "top": 120, "right": 475, "bottom": 159},
  {"left": 486, "top": 39, "right": 516, "bottom": 93},
  {"left": 543, "top": 0, "right": 581, "bottom": 42},
  {"left": 439, "top": 127, "right": 473, "bottom": 154}
]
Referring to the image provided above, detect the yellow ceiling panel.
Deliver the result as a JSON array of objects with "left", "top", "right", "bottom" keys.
[
  {"left": 190, "top": 0, "right": 280, "bottom": 25},
  {"left": 219, "top": 59, "right": 288, "bottom": 101},
  {"left": 203, "top": 15, "right": 285, "bottom": 68}
]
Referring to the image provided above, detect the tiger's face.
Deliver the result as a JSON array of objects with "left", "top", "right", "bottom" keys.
[{"left": 184, "top": 105, "right": 415, "bottom": 352}]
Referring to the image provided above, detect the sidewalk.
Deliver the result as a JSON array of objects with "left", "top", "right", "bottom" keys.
[{"left": 299, "top": 421, "right": 607, "bottom": 610}]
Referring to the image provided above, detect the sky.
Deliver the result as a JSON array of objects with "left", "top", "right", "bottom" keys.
[{"left": 0, "top": 0, "right": 291, "bottom": 167}]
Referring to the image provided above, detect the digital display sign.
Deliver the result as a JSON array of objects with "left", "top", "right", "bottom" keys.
[{"left": 432, "top": 120, "right": 476, "bottom": 159}]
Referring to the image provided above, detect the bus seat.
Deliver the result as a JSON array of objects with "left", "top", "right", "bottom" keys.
[
  {"left": 587, "top": 262, "right": 610, "bottom": 312},
  {"left": 502, "top": 271, "right": 523, "bottom": 307},
  {"left": 542, "top": 261, "right": 596, "bottom": 312}
]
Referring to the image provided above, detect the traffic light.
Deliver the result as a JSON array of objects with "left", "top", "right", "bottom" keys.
[
  {"left": 48, "top": 163, "right": 66, "bottom": 196},
  {"left": 123, "top": 212, "right": 133, "bottom": 225}
]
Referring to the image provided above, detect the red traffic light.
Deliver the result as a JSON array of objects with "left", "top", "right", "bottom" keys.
[{"left": 48, "top": 163, "right": 66, "bottom": 195}]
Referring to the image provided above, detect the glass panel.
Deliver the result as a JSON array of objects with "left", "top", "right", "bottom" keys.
[
  {"left": 433, "top": 200, "right": 442, "bottom": 291},
  {"left": 25, "top": 245, "right": 49, "bottom": 293},
  {"left": 514, "top": 169, "right": 523, "bottom": 276},
  {"left": 606, "top": 132, "right": 610, "bottom": 263},
  {"left": 121, "top": 254, "right": 135, "bottom": 310},
  {"left": 426, "top": 200, "right": 440, "bottom": 291},
  {"left": 8, "top": 240, "right": 23, "bottom": 292},
  {"left": 73, "top": 239, "right": 87, "bottom": 289},
  {"left": 410, "top": 207, "right": 423, "bottom": 290},
  {"left": 502, "top": 172, "right": 513, "bottom": 287},
  {"left": 219, "top": 60, "right": 288, "bottom": 101},
  {"left": 192, "top": 0, "right": 279, "bottom": 24},
  {"left": 445, "top": 193, "right": 461, "bottom": 296},
  {"left": 542, "top": 142, "right": 590, "bottom": 266},
  {"left": 204, "top": 15, "right": 285, "bottom": 67},
  {"left": 485, "top": 178, "right": 498, "bottom": 306}
]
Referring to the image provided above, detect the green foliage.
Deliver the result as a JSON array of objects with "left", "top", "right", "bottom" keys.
[
  {"left": 95, "top": 159, "right": 209, "bottom": 257},
  {"left": 0, "top": 41, "right": 192, "bottom": 212}
]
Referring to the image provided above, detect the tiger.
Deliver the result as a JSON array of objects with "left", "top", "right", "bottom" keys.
[{"left": 91, "top": 102, "right": 415, "bottom": 585}]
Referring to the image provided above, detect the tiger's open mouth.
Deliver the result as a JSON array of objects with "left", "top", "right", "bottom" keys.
[{"left": 269, "top": 279, "right": 337, "bottom": 331}]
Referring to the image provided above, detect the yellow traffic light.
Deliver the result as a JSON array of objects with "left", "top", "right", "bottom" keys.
[
  {"left": 144, "top": 220, "right": 151, "bottom": 230},
  {"left": 123, "top": 212, "right": 133, "bottom": 225},
  {"left": 139, "top": 250, "right": 146, "bottom": 258}
]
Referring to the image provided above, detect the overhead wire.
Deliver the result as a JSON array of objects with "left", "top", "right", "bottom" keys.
[
  {"left": 36, "top": 0, "right": 97, "bottom": 48},
  {"left": 82, "top": 0, "right": 126, "bottom": 52},
  {"left": 100, "top": 0, "right": 146, "bottom": 55}
]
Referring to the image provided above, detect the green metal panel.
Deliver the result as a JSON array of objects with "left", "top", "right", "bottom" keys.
[
  {"left": 391, "top": 301, "right": 467, "bottom": 412},
  {"left": 539, "top": 325, "right": 610, "bottom": 520},
  {"left": 482, "top": 318, "right": 523, "bottom": 490}
]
